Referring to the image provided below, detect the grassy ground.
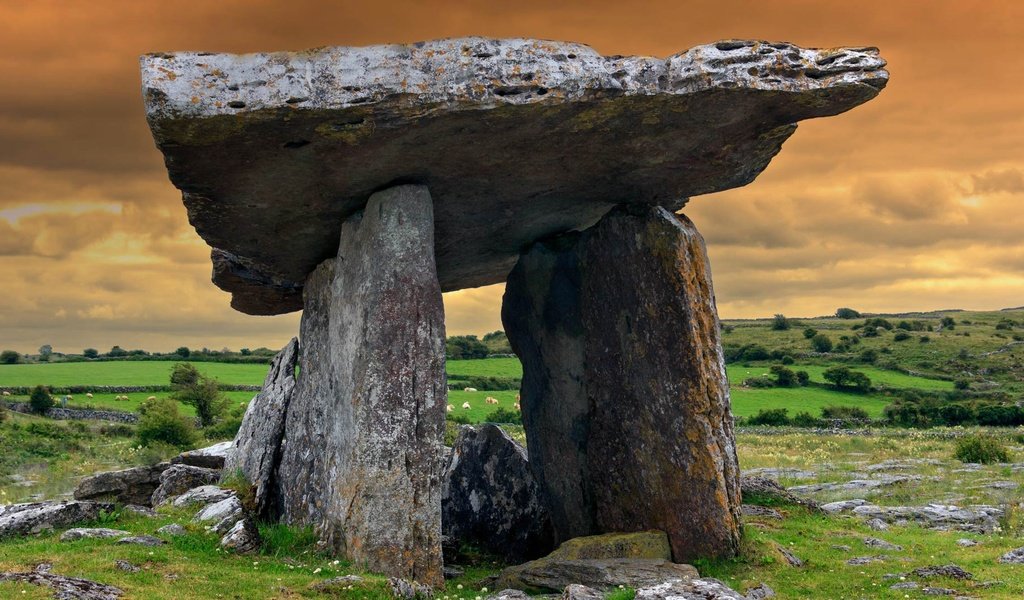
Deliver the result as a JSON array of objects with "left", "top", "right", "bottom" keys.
[{"left": 0, "top": 361, "right": 270, "bottom": 387}]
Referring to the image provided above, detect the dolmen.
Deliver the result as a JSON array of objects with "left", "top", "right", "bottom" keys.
[{"left": 141, "top": 37, "right": 887, "bottom": 586}]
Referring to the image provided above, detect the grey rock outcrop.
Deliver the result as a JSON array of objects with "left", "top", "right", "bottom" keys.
[
  {"left": 850, "top": 504, "right": 1003, "bottom": 533},
  {"left": 496, "top": 558, "right": 699, "bottom": 593},
  {"left": 0, "top": 571, "right": 123, "bottom": 599},
  {"left": 172, "top": 441, "right": 233, "bottom": 469},
  {"left": 74, "top": 463, "right": 169, "bottom": 506},
  {"left": 634, "top": 578, "right": 746, "bottom": 600},
  {"left": 0, "top": 501, "right": 117, "bottom": 539},
  {"left": 59, "top": 528, "right": 130, "bottom": 542},
  {"left": 116, "top": 535, "right": 166, "bottom": 547},
  {"left": 998, "top": 547, "right": 1024, "bottom": 564},
  {"left": 141, "top": 38, "right": 887, "bottom": 315},
  {"left": 740, "top": 477, "right": 820, "bottom": 511},
  {"left": 562, "top": 584, "right": 604, "bottom": 600},
  {"left": 150, "top": 465, "right": 221, "bottom": 506},
  {"left": 276, "top": 185, "right": 446, "bottom": 586},
  {"left": 171, "top": 485, "right": 233, "bottom": 508},
  {"left": 220, "top": 518, "right": 261, "bottom": 554},
  {"left": 502, "top": 205, "right": 741, "bottom": 561},
  {"left": 442, "top": 424, "right": 553, "bottom": 561},
  {"left": 156, "top": 523, "right": 186, "bottom": 536},
  {"left": 222, "top": 338, "right": 298, "bottom": 517},
  {"left": 193, "top": 495, "right": 244, "bottom": 534}
]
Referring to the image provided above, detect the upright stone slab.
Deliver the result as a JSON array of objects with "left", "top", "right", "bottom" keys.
[
  {"left": 502, "top": 205, "right": 741, "bottom": 561},
  {"left": 223, "top": 337, "right": 298, "bottom": 517},
  {"left": 277, "top": 184, "right": 447, "bottom": 587}
]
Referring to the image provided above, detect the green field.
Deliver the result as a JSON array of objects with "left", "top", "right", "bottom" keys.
[
  {"left": 0, "top": 361, "right": 269, "bottom": 387},
  {"left": 446, "top": 357, "right": 522, "bottom": 379}
]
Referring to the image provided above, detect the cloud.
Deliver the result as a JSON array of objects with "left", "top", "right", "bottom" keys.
[{"left": 971, "top": 169, "right": 1024, "bottom": 195}]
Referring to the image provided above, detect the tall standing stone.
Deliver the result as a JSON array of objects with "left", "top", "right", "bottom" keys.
[
  {"left": 502, "top": 205, "right": 741, "bottom": 562},
  {"left": 277, "top": 185, "right": 447, "bottom": 587}
]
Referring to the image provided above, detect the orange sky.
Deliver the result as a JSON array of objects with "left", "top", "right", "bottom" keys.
[{"left": 1, "top": 1, "right": 1022, "bottom": 353}]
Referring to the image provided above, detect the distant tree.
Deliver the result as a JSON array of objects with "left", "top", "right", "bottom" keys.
[
  {"left": 748, "top": 408, "right": 791, "bottom": 426},
  {"left": 82, "top": 348, "right": 99, "bottom": 359},
  {"left": 940, "top": 316, "right": 956, "bottom": 330},
  {"left": 893, "top": 331, "right": 911, "bottom": 342},
  {"left": 770, "top": 365, "right": 797, "bottom": 387},
  {"left": 240, "top": 348, "right": 252, "bottom": 356},
  {"left": 954, "top": 379, "right": 970, "bottom": 391},
  {"left": 0, "top": 350, "right": 20, "bottom": 365},
  {"left": 170, "top": 363, "right": 201, "bottom": 388},
  {"left": 821, "top": 405, "right": 870, "bottom": 420},
  {"left": 170, "top": 363, "right": 226, "bottom": 427},
  {"left": 446, "top": 335, "right": 489, "bottom": 360},
  {"left": 810, "top": 334, "right": 833, "bottom": 353},
  {"left": 823, "top": 366, "right": 871, "bottom": 392},
  {"left": 803, "top": 327, "right": 818, "bottom": 339},
  {"left": 38, "top": 345, "right": 53, "bottom": 362},
  {"left": 482, "top": 331, "right": 506, "bottom": 341},
  {"left": 836, "top": 307, "right": 861, "bottom": 319},
  {"left": 792, "top": 411, "right": 821, "bottom": 427},
  {"left": 107, "top": 345, "right": 128, "bottom": 358},
  {"left": 771, "top": 314, "right": 791, "bottom": 331},
  {"left": 175, "top": 346, "right": 191, "bottom": 358},
  {"left": 795, "top": 370, "right": 810, "bottom": 386},
  {"left": 859, "top": 348, "right": 879, "bottom": 364},
  {"left": 29, "top": 385, "right": 54, "bottom": 415}
]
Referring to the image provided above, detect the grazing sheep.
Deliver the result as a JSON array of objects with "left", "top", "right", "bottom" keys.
[
  {"left": 485, "top": 396, "right": 499, "bottom": 405},
  {"left": 462, "top": 402, "right": 471, "bottom": 410},
  {"left": 147, "top": 395, "right": 157, "bottom": 401},
  {"left": 463, "top": 387, "right": 477, "bottom": 392},
  {"left": 515, "top": 393, "right": 521, "bottom": 401},
  {"left": 446, "top": 404, "right": 454, "bottom": 413},
  {"left": 514, "top": 402, "right": 521, "bottom": 411},
  {"left": 86, "top": 392, "right": 94, "bottom": 398},
  {"left": 2, "top": 391, "right": 10, "bottom": 396}
]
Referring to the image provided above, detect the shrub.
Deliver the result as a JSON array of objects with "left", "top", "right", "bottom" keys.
[
  {"left": 781, "top": 355, "right": 795, "bottom": 365},
  {"left": 893, "top": 331, "right": 911, "bottom": 342},
  {"left": 953, "top": 435, "right": 1010, "bottom": 464},
  {"left": 0, "top": 400, "right": 6, "bottom": 423},
  {"left": 792, "top": 412, "right": 822, "bottom": 427},
  {"left": 29, "top": 385, "right": 54, "bottom": 415},
  {"left": 770, "top": 365, "right": 796, "bottom": 387},
  {"left": 977, "top": 404, "right": 1024, "bottom": 427},
  {"left": 446, "top": 335, "right": 489, "bottom": 359},
  {"left": 175, "top": 346, "right": 191, "bottom": 358},
  {"left": 821, "top": 405, "right": 869, "bottom": 420},
  {"left": 107, "top": 345, "right": 128, "bottom": 358},
  {"left": 136, "top": 397, "right": 198, "bottom": 449},
  {"left": 82, "top": 348, "right": 99, "bottom": 359},
  {"left": 953, "top": 379, "right": 970, "bottom": 391},
  {"left": 940, "top": 316, "right": 956, "bottom": 330},
  {"left": 822, "top": 366, "right": 872, "bottom": 392},
  {"left": 99, "top": 423, "right": 135, "bottom": 437},
  {"left": 937, "top": 403, "right": 975, "bottom": 426},
  {"left": 484, "top": 407, "right": 522, "bottom": 425},
  {"left": 864, "top": 318, "right": 894, "bottom": 330},
  {"left": 859, "top": 348, "right": 879, "bottom": 363},
  {"left": 0, "top": 350, "right": 20, "bottom": 364},
  {"left": 810, "top": 334, "right": 833, "bottom": 353},
  {"left": 174, "top": 376, "right": 228, "bottom": 428},
  {"left": 739, "top": 344, "right": 771, "bottom": 361},
  {"left": 743, "top": 376, "right": 775, "bottom": 388},
  {"left": 748, "top": 408, "right": 791, "bottom": 426},
  {"left": 771, "top": 314, "right": 791, "bottom": 331},
  {"left": 835, "top": 307, "right": 861, "bottom": 319},
  {"left": 919, "top": 335, "right": 931, "bottom": 343},
  {"left": 170, "top": 362, "right": 201, "bottom": 388},
  {"left": 802, "top": 328, "right": 818, "bottom": 339},
  {"left": 795, "top": 370, "right": 810, "bottom": 386}
]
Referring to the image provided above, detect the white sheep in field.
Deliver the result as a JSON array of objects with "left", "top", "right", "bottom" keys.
[
  {"left": 514, "top": 402, "right": 521, "bottom": 411},
  {"left": 2, "top": 391, "right": 10, "bottom": 396},
  {"left": 446, "top": 404, "right": 454, "bottom": 413},
  {"left": 485, "top": 396, "right": 499, "bottom": 405},
  {"left": 86, "top": 393, "right": 94, "bottom": 398},
  {"left": 147, "top": 396, "right": 157, "bottom": 401},
  {"left": 463, "top": 387, "right": 477, "bottom": 392},
  {"left": 515, "top": 393, "right": 521, "bottom": 401},
  {"left": 462, "top": 402, "right": 471, "bottom": 410}
]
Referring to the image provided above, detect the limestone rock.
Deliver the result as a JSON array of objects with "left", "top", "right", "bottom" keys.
[
  {"left": 773, "top": 543, "right": 803, "bottom": 567},
  {"left": 172, "top": 485, "right": 234, "bottom": 508},
  {"left": 441, "top": 423, "right": 553, "bottom": 561},
  {"left": 141, "top": 38, "right": 887, "bottom": 315},
  {"left": 486, "top": 591, "right": 530, "bottom": 600},
  {"left": 863, "top": 536, "right": 901, "bottom": 550},
  {"left": 0, "top": 501, "right": 117, "bottom": 539},
  {"left": 156, "top": 523, "right": 186, "bottom": 536},
  {"left": 311, "top": 575, "right": 365, "bottom": 593},
  {"left": 150, "top": 465, "right": 221, "bottom": 506},
  {"left": 998, "top": 547, "right": 1024, "bottom": 564},
  {"left": 277, "top": 185, "right": 446, "bottom": 586},
  {"left": 545, "top": 531, "right": 672, "bottom": 561},
  {"left": 502, "top": 205, "right": 740, "bottom": 560},
  {"left": 562, "top": 584, "right": 604, "bottom": 600},
  {"left": 59, "top": 528, "right": 130, "bottom": 542},
  {"left": 73, "top": 463, "right": 170, "bottom": 507},
  {"left": 220, "top": 518, "right": 261, "bottom": 554},
  {"left": 740, "top": 477, "right": 820, "bottom": 511},
  {"left": 910, "top": 565, "right": 972, "bottom": 580},
  {"left": 851, "top": 504, "right": 1002, "bottom": 533},
  {"left": 740, "top": 505, "right": 783, "bottom": 520},
  {"left": 820, "top": 499, "right": 870, "bottom": 514},
  {"left": 0, "top": 571, "right": 123, "bottom": 599},
  {"left": 193, "top": 495, "right": 243, "bottom": 534},
  {"left": 387, "top": 577, "right": 434, "bottom": 599},
  {"left": 114, "top": 560, "right": 140, "bottom": 573},
  {"left": 116, "top": 535, "right": 166, "bottom": 547},
  {"left": 496, "top": 557, "right": 698, "bottom": 592},
  {"left": 744, "top": 583, "right": 775, "bottom": 599},
  {"left": 172, "top": 441, "right": 233, "bottom": 469},
  {"left": 222, "top": 338, "right": 298, "bottom": 517},
  {"left": 634, "top": 578, "right": 745, "bottom": 600}
]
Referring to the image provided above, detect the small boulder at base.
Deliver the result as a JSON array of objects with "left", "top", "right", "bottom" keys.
[
  {"left": 172, "top": 485, "right": 234, "bottom": 508},
  {"left": 220, "top": 518, "right": 261, "bottom": 554},
  {"left": 193, "top": 495, "right": 243, "bottom": 534},
  {"left": 172, "top": 440, "right": 234, "bottom": 469},
  {"left": 545, "top": 531, "right": 672, "bottom": 561},
  {"left": 156, "top": 523, "right": 187, "bottom": 537},
  {"left": 496, "top": 558, "right": 698, "bottom": 592},
  {"left": 442, "top": 423, "right": 554, "bottom": 561},
  {"left": 0, "top": 571, "right": 124, "bottom": 600},
  {"left": 0, "top": 501, "right": 117, "bottom": 539},
  {"left": 999, "top": 547, "right": 1024, "bottom": 564},
  {"left": 60, "top": 528, "right": 130, "bottom": 542},
  {"left": 635, "top": 578, "right": 746, "bottom": 600},
  {"left": 562, "top": 584, "right": 604, "bottom": 600},
  {"left": 387, "top": 577, "right": 434, "bottom": 600},
  {"left": 116, "top": 535, "right": 166, "bottom": 547},
  {"left": 151, "top": 464, "right": 221, "bottom": 506},
  {"left": 74, "top": 463, "right": 170, "bottom": 507}
]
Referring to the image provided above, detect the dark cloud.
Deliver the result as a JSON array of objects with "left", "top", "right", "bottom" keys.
[{"left": 972, "top": 169, "right": 1024, "bottom": 195}]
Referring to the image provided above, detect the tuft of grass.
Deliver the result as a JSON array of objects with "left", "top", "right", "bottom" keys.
[{"left": 953, "top": 434, "right": 1011, "bottom": 464}]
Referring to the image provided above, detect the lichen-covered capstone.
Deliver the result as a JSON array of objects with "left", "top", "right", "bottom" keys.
[
  {"left": 222, "top": 337, "right": 298, "bottom": 517},
  {"left": 502, "top": 205, "right": 741, "bottom": 561},
  {"left": 141, "top": 37, "right": 887, "bottom": 315},
  {"left": 276, "top": 185, "right": 446, "bottom": 586}
]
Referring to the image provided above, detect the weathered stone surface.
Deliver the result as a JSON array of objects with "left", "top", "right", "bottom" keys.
[
  {"left": 59, "top": 528, "right": 130, "bottom": 542},
  {"left": 850, "top": 504, "right": 1003, "bottom": 533},
  {"left": 0, "top": 501, "right": 116, "bottom": 539},
  {"left": 220, "top": 518, "right": 261, "bottom": 554},
  {"left": 387, "top": 577, "right": 434, "bottom": 600},
  {"left": 740, "top": 505, "right": 783, "bottom": 520},
  {"left": 150, "top": 465, "right": 221, "bottom": 506},
  {"left": 744, "top": 583, "right": 776, "bottom": 599},
  {"left": 222, "top": 337, "right": 298, "bottom": 517},
  {"left": 635, "top": 577, "right": 746, "bottom": 600},
  {"left": 116, "top": 535, "right": 166, "bottom": 547},
  {"left": 910, "top": 565, "right": 973, "bottom": 580},
  {"left": 0, "top": 571, "right": 123, "bottom": 599},
  {"left": 73, "top": 463, "right": 169, "bottom": 507},
  {"left": 172, "top": 441, "right": 234, "bottom": 469},
  {"left": 496, "top": 558, "right": 699, "bottom": 592},
  {"left": 156, "top": 523, "right": 187, "bottom": 536},
  {"left": 276, "top": 185, "right": 446, "bottom": 586},
  {"left": 740, "top": 476, "right": 820, "bottom": 511},
  {"left": 998, "top": 547, "right": 1024, "bottom": 564},
  {"left": 562, "top": 584, "right": 604, "bottom": 600},
  {"left": 486, "top": 590, "right": 530, "bottom": 600},
  {"left": 171, "top": 485, "right": 234, "bottom": 508},
  {"left": 545, "top": 531, "right": 672, "bottom": 561},
  {"left": 114, "top": 560, "right": 140, "bottom": 573},
  {"left": 141, "top": 38, "right": 887, "bottom": 315},
  {"left": 863, "top": 537, "right": 902, "bottom": 551},
  {"left": 193, "top": 495, "right": 243, "bottom": 534},
  {"left": 441, "top": 423, "right": 553, "bottom": 561},
  {"left": 502, "top": 205, "right": 740, "bottom": 561}
]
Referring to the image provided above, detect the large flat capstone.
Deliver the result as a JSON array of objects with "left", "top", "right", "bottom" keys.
[{"left": 141, "top": 37, "right": 887, "bottom": 314}]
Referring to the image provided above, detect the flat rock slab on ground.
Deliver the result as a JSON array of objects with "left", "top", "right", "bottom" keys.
[
  {"left": 116, "top": 535, "right": 166, "bottom": 547},
  {"left": 496, "top": 558, "right": 699, "bottom": 592},
  {"left": 73, "top": 463, "right": 170, "bottom": 507},
  {"left": 0, "top": 501, "right": 117, "bottom": 539},
  {"left": 851, "top": 504, "right": 1003, "bottom": 533},
  {"left": 0, "top": 571, "right": 123, "bottom": 600},
  {"left": 60, "top": 528, "right": 130, "bottom": 542},
  {"left": 172, "top": 485, "right": 234, "bottom": 508},
  {"left": 142, "top": 37, "right": 887, "bottom": 315},
  {"left": 635, "top": 577, "right": 746, "bottom": 600}
]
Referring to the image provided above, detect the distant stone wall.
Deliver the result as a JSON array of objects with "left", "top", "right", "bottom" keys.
[
  {"left": 0, "top": 384, "right": 260, "bottom": 395},
  {"left": 4, "top": 401, "right": 138, "bottom": 423}
]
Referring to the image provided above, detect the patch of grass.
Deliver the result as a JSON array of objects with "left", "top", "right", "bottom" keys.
[{"left": 954, "top": 434, "right": 1011, "bottom": 464}]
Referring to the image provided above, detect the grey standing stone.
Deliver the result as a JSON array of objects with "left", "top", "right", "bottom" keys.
[
  {"left": 442, "top": 424, "right": 553, "bottom": 561},
  {"left": 222, "top": 337, "right": 298, "bottom": 517},
  {"left": 502, "top": 205, "right": 741, "bottom": 561},
  {"left": 277, "top": 185, "right": 446, "bottom": 587}
]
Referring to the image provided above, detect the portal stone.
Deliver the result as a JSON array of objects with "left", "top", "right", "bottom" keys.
[
  {"left": 277, "top": 185, "right": 446, "bottom": 586},
  {"left": 502, "top": 205, "right": 741, "bottom": 561}
]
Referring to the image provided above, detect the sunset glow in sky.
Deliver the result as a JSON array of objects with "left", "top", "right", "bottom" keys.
[{"left": 1, "top": 1, "right": 1022, "bottom": 353}]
